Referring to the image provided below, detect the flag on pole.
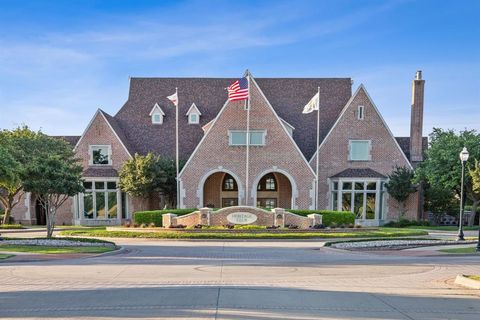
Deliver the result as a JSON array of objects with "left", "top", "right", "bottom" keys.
[
  {"left": 227, "top": 77, "right": 249, "bottom": 101},
  {"left": 302, "top": 92, "right": 319, "bottom": 114},
  {"left": 167, "top": 91, "right": 178, "bottom": 106}
]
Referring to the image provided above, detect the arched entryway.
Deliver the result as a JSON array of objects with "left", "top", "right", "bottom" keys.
[
  {"left": 203, "top": 172, "right": 240, "bottom": 208},
  {"left": 254, "top": 172, "right": 293, "bottom": 209}
]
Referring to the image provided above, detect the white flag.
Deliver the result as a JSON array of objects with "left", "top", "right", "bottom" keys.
[
  {"left": 167, "top": 91, "right": 178, "bottom": 107},
  {"left": 302, "top": 92, "right": 319, "bottom": 114}
]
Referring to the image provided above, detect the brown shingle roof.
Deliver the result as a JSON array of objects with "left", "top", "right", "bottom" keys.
[
  {"left": 395, "top": 137, "right": 428, "bottom": 162},
  {"left": 331, "top": 168, "right": 387, "bottom": 179},
  {"left": 53, "top": 135, "right": 80, "bottom": 146},
  {"left": 99, "top": 110, "right": 136, "bottom": 155},
  {"left": 115, "top": 77, "right": 352, "bottom": 160}
]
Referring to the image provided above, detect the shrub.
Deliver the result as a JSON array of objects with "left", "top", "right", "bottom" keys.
[
  {"left": 133, "top": 208, "right": 196, "bottom": 226},
  {"left": 287, "top": 210, "right": 355, "bottom": 227},
  {"left": 383, "top": 218, "right": 430, "bottom": 228}
]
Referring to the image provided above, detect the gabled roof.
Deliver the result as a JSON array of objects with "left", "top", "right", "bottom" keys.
[
  {"left": 309, "top": 85, "right": 414, "bottom": 169},
  {"left": 114, "top": 77, "right": 352, "bottom": 160},
  {"left": 395, "top": 137, "right": 428, "bottom": 162},
  {"left": 331, "top": 168, "right": 387, "bottom": 179},
  {"left": 74, "top": 109, "right": 134, "bottom": 157},
  {"left": 149, "top": 103, "right": 165, "bottom": 116},
  {"left": 185, "top": 103, "right": 202, "bottom": 116}
]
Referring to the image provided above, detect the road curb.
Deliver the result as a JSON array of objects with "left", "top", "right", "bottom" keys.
[{"left": 455, "top": 274, "right": 480, "bottom": 289}]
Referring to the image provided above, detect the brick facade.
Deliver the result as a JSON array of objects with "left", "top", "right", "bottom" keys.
[
  {"left": 310, "top": 86, "right": 419, "bottom": 221},
  {"left": 179, "top": 77, "right": 316, "bottom": 210}
]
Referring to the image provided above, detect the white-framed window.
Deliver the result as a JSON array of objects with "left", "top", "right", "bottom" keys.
[
  {"left": 330, "top": 179, "right": 386, "bottom": 220},
  {"left": 89, "top": 145, "right": 111, "bottom": 165},
  {"left": 348, "top": 140, "right": 371, "bottom": 161},
  {"left": 189, "top": 113, "right": 199, "bottom": 124},
  {"left": 186, "top": 103, "right": 202, "bottom": 124},
  {"left": 149, "top": 103, "right": 165, "bottom": 125},
  {"left": 229, "top": 130, "right": 266, "bottom": 146},
  {"left": 76, "top": 179, "right": 127, "bottom": 221},
  {"left": 357, "top": 105, "right": 365, "bottom": 120}
]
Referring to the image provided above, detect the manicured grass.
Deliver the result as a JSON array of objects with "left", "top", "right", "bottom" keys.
[
  {"left": 0, "top": 224, "right": 23, "bottom": 229},
  {"left": 438, "top": 247, "right": 478, "bottom": 254},
  {"left": 405, "top": 226, "right": 479, "bottom": 231},
  {"left": 467, "top": 275, "right": 480, "bottom": 281},
  {"left": 59, "top": 227, "right": 427, "bottom": 239},
  {"left": 0, "top": 245, "right": 115, "bottom": 254},
  {"left": 0, "top": 253, "right": 14, "bottom": 259}
]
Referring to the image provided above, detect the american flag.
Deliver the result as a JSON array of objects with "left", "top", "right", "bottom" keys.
[{"left": 227, "top": 77, "right": 249, "bottom": 101}]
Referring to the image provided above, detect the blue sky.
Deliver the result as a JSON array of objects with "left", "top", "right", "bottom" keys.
[{"left": 0, "top": 0, "right": 479, "bottom": 136}]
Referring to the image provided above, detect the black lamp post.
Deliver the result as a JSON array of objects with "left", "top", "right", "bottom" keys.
[{"left": 457, "top": 147, "right": 469, "bottom": 241}]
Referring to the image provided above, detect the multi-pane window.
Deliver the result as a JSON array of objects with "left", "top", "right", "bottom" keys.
[
  {"left": 257, "top": 173, "right": 277, "bottom": 191},
  {"left": 257, "top": 198, "right": 277, "bottom": 209},
  {"left": 222, "top": 174, "right": 238, "bottom": 191},
  {"left": 331, "top": 180, "right": 385, "bottom": 220},
  {"left": 90, "top": 145, "right": 110, "bottom": 165},
  {"left": 83, "top": 181, "right": 118, "bottom": 219},
  {"left": 222, "top": 198, "right": 238, "bottom": 207},
  {"left": 229, "top": 130, "right": 266, "bottom": 146},
  {"left": 349, "top": 140, "right": 371, "bottom": 161}
]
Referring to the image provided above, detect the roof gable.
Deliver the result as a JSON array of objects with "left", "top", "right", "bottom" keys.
[
  {"left": 186, "top": 103, "right": 202, "bottom": 116},
  {"left": 149, "top": 103, "right": 165, "bottom": 116},
  {"left": 310, "top": 85, "right": 413, "bottom": 169}
]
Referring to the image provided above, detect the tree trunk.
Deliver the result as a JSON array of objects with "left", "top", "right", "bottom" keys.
[
  {"left": 467, "top": 200, "right": 479, "bottom": 227},
  {"left": 45, "top": 202, "right": 56, "bottom": 238},
  {"left": 2, "top": 206, "right": 12, "bottom": 225}
]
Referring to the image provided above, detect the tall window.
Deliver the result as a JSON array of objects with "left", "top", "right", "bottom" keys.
[
  {"left": 229, "top": 130, "right": 266, "bottom": 146},
  {"left": 257, "top": 173, "right": 277, "bottom": 191},
  {"left": 357, "top": 105, "right": 365, "bottom": 120},
  {"left": 83, "top": 181, "right": 118, "bottom": 219},
  {"left": 349, "top": 140, "right": 371, "bottom": 161},
  {"left": 257, "top": 198, "right": 277, "bottom": 209},
  {"left": 90, "top": 145, "right": 111, "bottom": 165},
  {"left": 331, "top": 180, "right": 385, "bottom": 220},
  {"left": 222, "top": 174, "right": 238, "bottom": 191}
]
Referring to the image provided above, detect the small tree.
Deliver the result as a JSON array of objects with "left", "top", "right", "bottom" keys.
[
  {"left": 385, "top": 166, "right": 417, "bottom": 217},
  {"left": 0, "top": 127, "right": 39, "bottom": 224},
  {"left": 119, "top": 153, "right": 164, "bottom": 210},
  {"left": 155, "top": 158, "right": 185, "bottom": 208},
  {"left": 22, "top": 134, "right": 83, "bottom": 237}
]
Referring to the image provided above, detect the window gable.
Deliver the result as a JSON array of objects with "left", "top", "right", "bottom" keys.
[
  {"left": 229, "top": 130, "right": 266, "bottom": 146},
  {"left": 89, "top": 145, "right": 111, "bottom": 165},
  {"left": 186, "top": 103, "right": 201, "bottom": 124},
  {"left": 349, "top": 140, "right": 371, "bottom": 161},
  {"left": 149, "top": 103, "right": 165, "bottom": 125}
]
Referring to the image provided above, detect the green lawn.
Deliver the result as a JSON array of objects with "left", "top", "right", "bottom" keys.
[
  {"left": 0, "top": 253, "right": 14, "bottom": 259},
  {"left": 0, "top": 245, "right": 116, "bottom": 254},
  {"left": 438, "top": 247, "right": 478, "bottom": 254},
  {"left": 406, "top": 226, "right": 479, "bottom": 231},
  {"left": 59, "top": 227, "right": 427, "bottom": 239},
  {"left": 0, "top": 224, "right": 23, "bottom": 229}
]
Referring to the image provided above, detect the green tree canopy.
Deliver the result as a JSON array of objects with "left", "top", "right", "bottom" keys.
[
  {"left": 22, "top": 133, "right": 84, "bottom": 237},
  {"left": 385, "top": 166, "right": 416, "bottom": 217},
  {"left": 416, "top": 128, "right": 480, "bottom": 225}
]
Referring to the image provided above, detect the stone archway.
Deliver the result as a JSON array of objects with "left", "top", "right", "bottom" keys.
[
  {"left": 252, "top": 170, "right": 295, "bottom": 209},
  {"left": 200, "top": 170, "right": 242, "bottom": 208}
]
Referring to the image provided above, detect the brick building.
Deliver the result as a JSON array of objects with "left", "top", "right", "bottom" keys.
[{"left": 11, "top": 71, "right": 426, "bottom": 226}]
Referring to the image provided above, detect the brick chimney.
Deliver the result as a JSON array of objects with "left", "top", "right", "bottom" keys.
[{"left": 410, "top": 70, "right": 425, "bottom": 163}]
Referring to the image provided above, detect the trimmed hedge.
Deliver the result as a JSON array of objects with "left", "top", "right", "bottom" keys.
[
  {"left": 287, "top": 210, "right": 355, "bottom": 226},
  {"left": 133, "top": 209, "right": 196, "bottom": 226},
  {"left": 134, "top": 208, "right": 355, "bottom": 227}
]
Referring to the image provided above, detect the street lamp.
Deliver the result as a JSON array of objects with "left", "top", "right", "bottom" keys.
[{"left": 457, "top": 147, "right": 469, "bottom": 241}]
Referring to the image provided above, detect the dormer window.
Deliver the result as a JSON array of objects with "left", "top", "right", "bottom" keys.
[
  {"left": 89, "top": 145, "right": 111, "bottom": 165},
  {"left": 186, "top": 103, "right": 201, "bottom": 124},
  {"left": 149, "top": 103, "right": 165, "bottom": 125}
]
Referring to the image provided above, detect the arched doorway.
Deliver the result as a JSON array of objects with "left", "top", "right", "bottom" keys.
[
  {"left": 255, "top": 172, "right": 292, "bottom": 209},
  {"left": 203, "top": 172, "right": 240, "bottom": 208}
]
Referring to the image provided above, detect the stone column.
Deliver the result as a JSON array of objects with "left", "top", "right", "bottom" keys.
[
  {"left": 307, "top": 213, "right": 323, "bottom": 227},
  {"left": 272, "top": 208, "right": 285, "bottom": 227},
  {"left": 199, "top": 207, "right": 212, "bottom": 226},
  {"left": 163, "top": 213, "right": 178, "bottom": 228}
]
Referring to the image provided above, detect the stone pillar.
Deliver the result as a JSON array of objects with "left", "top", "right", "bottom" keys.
[
  {"left": 307, "top": 213, "right": 323, "bottom": 227},
  {"left": 272, "top": 208, "right": 285, "bottom": 227},
  {"left": 199, "top": 207, "right": 212, "bottom": 226},
  {"left": 163, "top": 213, "right": 177, "bottom": 228}
]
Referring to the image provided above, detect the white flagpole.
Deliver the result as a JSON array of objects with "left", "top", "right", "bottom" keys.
[
  {"left": 245, "top": 74, "right": 251, "bottom": 206},
  {"left": 315, "top": 87, "right": 320, "bottom": 210},
  {"left": 175, "top": 87, "right": 180, "bottom": 209}
]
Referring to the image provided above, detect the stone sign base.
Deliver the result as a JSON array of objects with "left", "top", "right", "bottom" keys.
[{"left": 163, "top": 206, "right": 322, "bottom": 229}]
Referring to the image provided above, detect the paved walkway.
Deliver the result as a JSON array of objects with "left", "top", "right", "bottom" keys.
[{"left": 0, "top": 238, "right": 479, "bottom": 319}]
